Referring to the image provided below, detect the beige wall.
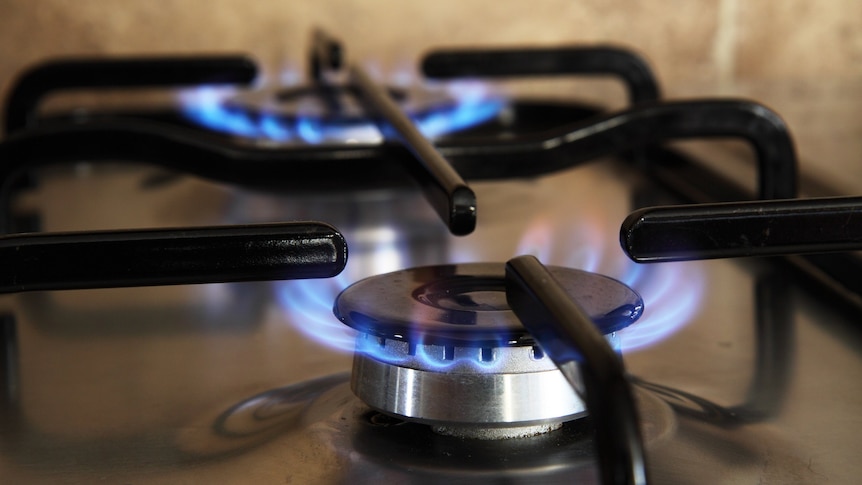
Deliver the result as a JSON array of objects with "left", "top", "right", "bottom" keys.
[{"left": 1, "top": 0, "right": 860, "bottom": 190}]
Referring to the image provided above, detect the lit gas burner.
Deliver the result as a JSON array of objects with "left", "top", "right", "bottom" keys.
[
  {"left": 334, "top": 263, "right": 643, "bottom": 439},
  {"left": 180, "top": 82, "right": 505, "bottom": 145}
]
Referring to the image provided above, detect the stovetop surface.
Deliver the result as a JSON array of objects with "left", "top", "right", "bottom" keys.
[{"left": 1, "top": 153, "right": 860, "bottom": 483}]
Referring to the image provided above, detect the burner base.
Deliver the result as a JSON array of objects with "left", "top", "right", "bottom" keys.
[{"left": 351, "top": 341, "right": 586, "bottom": 434}]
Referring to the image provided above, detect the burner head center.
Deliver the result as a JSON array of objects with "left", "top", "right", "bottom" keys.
[{"left": 333, "top": 263, "right": 643, "bottom": 439}]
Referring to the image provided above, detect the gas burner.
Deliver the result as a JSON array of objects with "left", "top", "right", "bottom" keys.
[
  {"left": 334, "top": 263, "right": 643, "bottom": 439},
  {"left": 180, "top": 83, "right": 506, "bottom": 146}
]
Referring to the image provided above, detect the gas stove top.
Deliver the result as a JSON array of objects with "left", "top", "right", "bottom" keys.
[{"left": 1, "top": 30, "right": 861, "bottom": 484}]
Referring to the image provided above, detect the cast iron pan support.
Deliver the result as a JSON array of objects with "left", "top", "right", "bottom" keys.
[
  {"left": 0, "top": 53, "right": 335, "bottom": 284},
  {"left": 0, "top": 99, "right": 795, "bottom": 235},
  {"left": 350, "top": 63, "right": 477, "bottom": 236},
  {"left": 310, "top": 28, "right": 343, "bottom": 83},
  {"left": 3, "top": 55, "right": 258, "bottom": 135},
  {"left": 1, "top": 54, "right": 259, "bottom": 229},
  {"left": 621, "top": 196, "right": 862, "bottom": 262},
  {"left": 312, "top": 28, "right": 477, "bottom": 235},
  {"left": 0, "top": 222, "right": 348, "bottom": 293},
  {"left": 422, "top": 45, "right": 660, "bottom": 105},
  {"left": 506, "top": 255, "right": 647, "bottom": 485},
  {"left": 0, "top": 221, "right": 347, "bottom": 424},
  {"left": 309, "top": 28, "right": 344, "bottom": 113}
]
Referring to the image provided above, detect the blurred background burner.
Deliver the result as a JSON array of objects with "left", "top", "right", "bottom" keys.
[
  {"left": 334, "top": 263, "right": 643, "bottom": 439},
  {"left": 179, "top": 81, "right": 507, "bottom": 145}
]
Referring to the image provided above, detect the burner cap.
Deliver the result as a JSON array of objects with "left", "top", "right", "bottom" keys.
[{"left": 334, "top": 263, "right": 642, "bottom": 347}]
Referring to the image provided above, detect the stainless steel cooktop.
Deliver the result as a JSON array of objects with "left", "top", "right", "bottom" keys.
[{"left": 1, "top": 153, "right": 859, "bottom": 483}]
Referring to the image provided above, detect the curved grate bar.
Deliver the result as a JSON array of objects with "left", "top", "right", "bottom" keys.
[
  {"left": 4, "top": 55, "right": 258, "bottom": 135},
  {"left": 422, "top": 46, "right": 660, "bottom": 105},
  {"left": 0, "top": 99, "right": 796, "bottom": 234}
]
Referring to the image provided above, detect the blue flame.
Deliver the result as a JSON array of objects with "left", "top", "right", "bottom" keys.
[
  {"left": 514, "top": 214, "right": 705, "bottom": 353},
  {"left": 414, "top": 82, "right": 506, "bottom": 138},
  {"left": 275, "top": 211, "right": 704, "bottom": 363},
  {"left": 615, "top": 261, "right": 705, "bottom": 353},
  {"left": 275, "top": 273, "right": 517, "bottom": 373},
  {"left": 179, "top": 79, "right": 505, "bottom": 143},
  {"left": 516, "top": 214, "right": 606, "bottom": 273},
  {"left": 354, "top": 333, "right": 514, "bottom": 373},
  {"left": 180, "top": 89, "right": 260, "bottom": 137},
  {"left": 273, "top": 227, "right": 410, "bottom": 355},
  {"left": 274, "top": 270, "right": 362, "bottom": 354}
]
